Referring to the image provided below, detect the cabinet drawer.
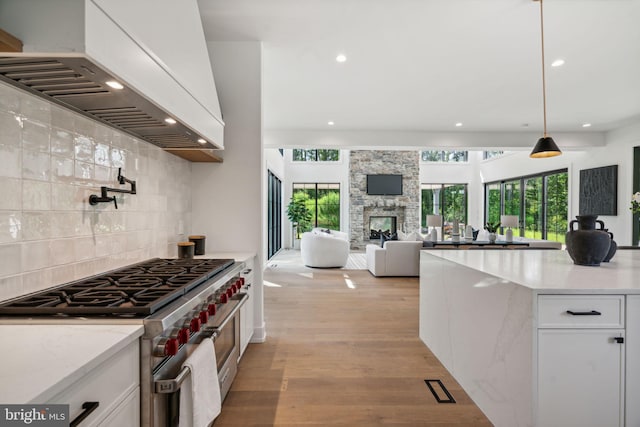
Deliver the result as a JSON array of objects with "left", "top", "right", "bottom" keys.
[
  {"left": 538, "top": 295, "right": 624, "bottom": 328},
  {"left": 50, "top": 341, "right": 139, "bottom": 426}
]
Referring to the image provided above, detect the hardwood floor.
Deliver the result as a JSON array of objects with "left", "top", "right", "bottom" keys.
[{"left": 213, "top": 266, "right": 492, "bottom": 426}]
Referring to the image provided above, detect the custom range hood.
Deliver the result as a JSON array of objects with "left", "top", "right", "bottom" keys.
[{"left": 0, "top": 0, "right": 225, "bottom": 161}]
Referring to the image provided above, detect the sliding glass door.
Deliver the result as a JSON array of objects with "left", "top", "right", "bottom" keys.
[
  {"left": 421, "top": 183, "right": 468, "bottom": 238},
  {"left": 267, "top": 170, "right": 282, "bottom": 259}
]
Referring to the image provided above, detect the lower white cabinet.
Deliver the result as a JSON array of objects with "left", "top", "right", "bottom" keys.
[
  {"left": 537, "top": 295, "right": 626, "bottom": 427},
  {"left": 627, "top": 296, "right": 640, "bottom": 426},
  {"left": 50, "top": 340, "right": 140, "bottom": 427},
  {"left": 239, "top": 256, "right": 255, "bottom": 358},
  {"left": 538, "top": 329, "right": 624, "bottom": 427}
]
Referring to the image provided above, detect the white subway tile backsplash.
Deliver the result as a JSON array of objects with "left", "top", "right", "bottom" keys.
[
  {"left": 51, "top": 155, "right": 74, "bottom": 183},
  {"left": 0, "top": 243, "right": 22, "bottom": 276},
  {"left": 50, "top": 129, "right": 75, "bottom": 158},
  {"left": 0, "top": 212, "right": 21, "bottom": 243},
  {"left": 22, "top": 180, "right": 51, "bottom": 210},
  {"left": 0, "top": 111, "right": 22, "bottom": 147},
  {"left": 74, "top": 236, "right": 96, "bottom": 262},
  {"left": 74, "top": 160, "right": 94, "bottom": 182},
  {"left": 74, "top": 135, "right": 94, "bottom": 162},
  {"left": 49, "top": 238, "right": 76, "bottom": 266},
  {"left": 22, "top": 149, "right": 50, "bottom": 181},
  {"left": 21, "top": 212, "right": 52, "bottom": 241},
  {"left": 0, "top": 274, "right": 23, "bottom": 302},
  {"left": 21, "top": 240, "right": 51, "bottom": 272},
  {"left": 0, "top": 177, "right": 21, "bottom": 210},
  {"left": 0, "top": 80, "right": 191, "bottom": 299},
  {"left": 22, "top": 120, "right": 50, "bottom": 153},
  {"left": 94, "top": 143, "right": 110, "bottom": 167},
  {"left": 0, "top": 144, "right": 22, "bottom": 178}
]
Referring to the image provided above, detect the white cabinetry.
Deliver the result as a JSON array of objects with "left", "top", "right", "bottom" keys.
[
  {"left": 240, "top": 256, "right": 255, "bottom": 358},
  {"left": 49, "top": 340, "right": 140, "bottom": 427},
  {"left": 537, "top": 296, "right": 625, "bottom": 427},
  {"left": 627, "top": 296, "right": 640, "bottom": 426}
]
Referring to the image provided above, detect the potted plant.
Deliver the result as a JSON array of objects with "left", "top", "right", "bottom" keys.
[
  {"left": 485, "top": 221, "right": 501, "bottom": 243},
  {"left": 286, "top": 197, "right": 312, "bottom": 249}
]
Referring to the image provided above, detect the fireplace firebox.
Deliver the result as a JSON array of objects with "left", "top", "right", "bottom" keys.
[{"left": 369, "top": 216, "right": 397, "bottom": 239}]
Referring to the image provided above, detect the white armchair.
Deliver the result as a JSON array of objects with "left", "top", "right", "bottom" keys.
[
  {"left": 300, "top": 228, "right": 350, "bottom": 268},
  {"left": 366, "top": 240, "right": 423, "bottom": 277}
]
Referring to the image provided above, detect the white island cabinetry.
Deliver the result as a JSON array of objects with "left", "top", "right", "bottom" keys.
[{"left": 419, "top": 250, "right": 640, "bottom": 427}]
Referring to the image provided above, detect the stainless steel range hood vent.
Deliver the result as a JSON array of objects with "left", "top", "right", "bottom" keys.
[{"left": 0, "top": 56, "right": 216, "bottom": 150}]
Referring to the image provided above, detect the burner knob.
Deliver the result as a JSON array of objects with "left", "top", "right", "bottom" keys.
[
  {"left": 231, "top": 284, "right": 237, "bottom": 294},
  {"left": 164, "top": 338, "right": 179, "bottom": 356},
  {"left": 220, "top": 293, "right": 228, "bottom": 304},
  {"left": 177, "top": 328, "right": 190, "bottom": 344},
  {"left": 236, "top": 278, "right": 243, "bottom": 288},
  {"left": 190, "top": 317, "right": 201, "bottom": 333},
  {"left": 226, "top": 288, "right": 233, "bottom": 298},
  {"left": 199, "top": 310, "right": 209, "bottom": 324},
  {"left": 207, "top": 303, "right": 217, "bottom": 316}
]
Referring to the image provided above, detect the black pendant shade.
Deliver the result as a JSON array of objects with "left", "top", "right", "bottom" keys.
[{"left": 530, "top": 136, "right": 562, "bottom": 158}]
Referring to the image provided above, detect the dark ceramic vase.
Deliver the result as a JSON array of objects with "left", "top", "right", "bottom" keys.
[
  {"left": 565, "top": 215, "right": 611, "bottom": 266},
  {"left": 602, "top": 230, "right": 617, "bottom": 262}
]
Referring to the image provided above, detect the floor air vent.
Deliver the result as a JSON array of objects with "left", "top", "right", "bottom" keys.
[{"left": 424, "top": 379, "right": 456, "bottom": 403}]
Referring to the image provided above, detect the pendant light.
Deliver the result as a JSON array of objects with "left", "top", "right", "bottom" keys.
[{"left": 530, "top": 0, "right": 562, "bottom": 158}]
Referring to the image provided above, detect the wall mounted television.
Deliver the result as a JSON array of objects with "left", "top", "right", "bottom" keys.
[{"left": 366, "top": 174, "right": 403, "bottom": 195}]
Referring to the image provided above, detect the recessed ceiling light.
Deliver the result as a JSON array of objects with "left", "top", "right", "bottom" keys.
[
  {"left": 198, "top": 138, "right": 207, "bottom": 144},
  {"left": 551, "top": 59, "right": 565, "bottom": 67},
  {"left": 328, "top": 121, "right": 335, "bottom": 126},
  {"left": 165, "top": 118, "right": 177, "bottom": 124},
  {"left": 105, "top": 80, "right": 124, "bottom": 90},
  {"left": 455, "top": 122, "right": 463, "bottom": 127},
  {"left": 335, "top": 54, "right": 347, "bottom": 63},
  {"left": 582, "top": 123, "right": 592, "bottom": 128}
]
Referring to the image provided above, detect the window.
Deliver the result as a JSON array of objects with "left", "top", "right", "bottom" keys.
[
  {"left": 483, "top": 151, "right": 504, "bottom": 160},
  {"left": 292, "top": 183, "right": 340, "bottom": 230},
  {"left": 421, "top": 183, "right": 468, "bottom": 238},
  {"left": 421, "top": 150, "right": 468, "bottom": 162},
  {"left": 484, "top": 169, "right": 568, "bottom": 243},
  {"left": 292, "top": 149, "right": 339, "bottom": 161},
  {"left": 267, "top": 171, "right": 282, "bottom": 259}
]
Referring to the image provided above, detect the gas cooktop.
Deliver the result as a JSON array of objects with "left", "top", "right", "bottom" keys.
[{"left": 0, "top": 258, "right": 235, "bottom": 317}]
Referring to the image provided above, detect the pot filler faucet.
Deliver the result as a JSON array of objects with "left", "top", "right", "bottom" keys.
[{"left": 89, "top": 168, "right": 137, "bottom": 209}]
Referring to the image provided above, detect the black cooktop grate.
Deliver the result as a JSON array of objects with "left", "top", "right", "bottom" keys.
[{"left": 0, "top": 258, "right": 235, "bottom": 316}]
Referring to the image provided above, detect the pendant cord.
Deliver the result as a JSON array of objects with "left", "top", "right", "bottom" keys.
[{"left": 540, "top": 0, "right": 548, "bottom": 137}]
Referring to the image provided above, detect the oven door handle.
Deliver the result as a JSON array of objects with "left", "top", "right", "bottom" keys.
[
  {"left": 214, "top": 293, "right": 248, "bottom": 332},
  {"left": 154, "top": 330, "right": 219, "bottom": 394}
]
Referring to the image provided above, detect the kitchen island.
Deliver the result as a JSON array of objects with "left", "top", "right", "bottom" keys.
[{"left": 419, "top": 249, "right": 640, "bottom": 427}]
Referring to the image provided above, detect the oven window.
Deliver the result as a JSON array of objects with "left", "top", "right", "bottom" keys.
[{"left": 215, "top": 317, "right": 236, "bottom": 371}]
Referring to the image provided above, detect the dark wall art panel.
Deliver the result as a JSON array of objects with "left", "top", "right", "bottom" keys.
[{"left": 579, "top": 165, "right": 618, "bottom": 216}]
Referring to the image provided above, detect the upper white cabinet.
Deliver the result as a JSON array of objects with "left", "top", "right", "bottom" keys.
[{"left": 0, "top": 0, "right": 224, "bottom": 149}]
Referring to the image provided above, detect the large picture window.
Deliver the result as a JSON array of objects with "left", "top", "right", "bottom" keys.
[
  {"left": 485, "top": 169, "right": 568, "bottom": 243},
  {"left": 292, "top": 149, "right": 339, "bottom": 161},
  {"left": 292, "top": 183, "right": 340, "bottom": 230},
  {"left": 421, "top": 150, "right": 468, "bottom": 162},
  {"left": 421, "top": 183, "right": 468, "bottom": 238},
  {"left": 267, "top": 170, "right": 282, "bottom": 259}
]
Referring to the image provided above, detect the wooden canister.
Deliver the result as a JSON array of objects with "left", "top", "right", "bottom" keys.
[
  {"left": 188, "top": 235, "right": 206, "bottom": 255},
  {"left": 177, "top": 242, "right": 195, "bottom": 259}
]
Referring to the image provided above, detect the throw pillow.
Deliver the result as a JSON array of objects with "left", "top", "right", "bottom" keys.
[
  {"left": 380, "top": 232, "right": 398, "bottom": 247},
  {"left": 321, "top": 229, "right": 331, "bottom": 234},
  {"left": 397, "top": 230, "right": 409, "bottom": 241}
]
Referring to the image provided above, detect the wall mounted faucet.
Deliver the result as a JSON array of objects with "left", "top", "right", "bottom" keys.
[{"left": 89, "top": 168, "right": 137, "bottom": 209}]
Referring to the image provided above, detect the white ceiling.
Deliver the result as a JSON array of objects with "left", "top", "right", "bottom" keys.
[{"left": 198, "top": 0, "right": 640, "bottom": 142}]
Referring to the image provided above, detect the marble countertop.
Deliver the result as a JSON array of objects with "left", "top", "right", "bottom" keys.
[
  {"left": 0, "top": 324, "right": 143, "bottom": 404},
  {"left": 421, "top": 249, "right": 640, "bottom": 293}
]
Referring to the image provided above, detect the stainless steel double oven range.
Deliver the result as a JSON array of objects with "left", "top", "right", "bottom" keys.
[{"left": 0, "top": 257, "right": 249, "bottom": 426}]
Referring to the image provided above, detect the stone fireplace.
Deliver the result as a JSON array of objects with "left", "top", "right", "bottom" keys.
[{"left": 349, "top": 150, "right": 420, "bottom": 249}]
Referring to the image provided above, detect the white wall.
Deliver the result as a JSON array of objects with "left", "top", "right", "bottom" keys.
[
  {"left": 0, "top": 80, "right": 192, "bottom": 302},
  {"left": 281, "top": 149, "right": 350, "bottom": 248},
  {"left": 191, "top": 41, "right": 265, "bottom": 341}
]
